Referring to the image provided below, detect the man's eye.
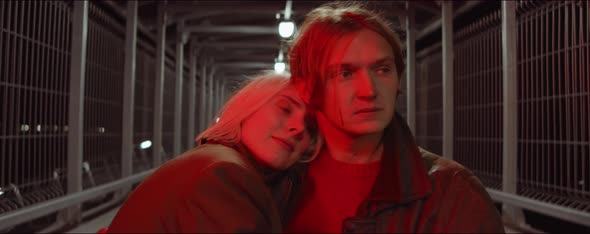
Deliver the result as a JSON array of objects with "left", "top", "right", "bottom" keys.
[
  {"left": 340, "top": 70, "right": 353, "bottom": 79},
  {"left": 375, "top": 66, "right": 392, "bottom": 75}
]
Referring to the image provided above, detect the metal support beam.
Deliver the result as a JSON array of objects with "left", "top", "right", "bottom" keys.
[
  {"left": 216, "top": 78, "right": 221, "bottom": 113},
  {"left": 66, "top": 0, "right": 88, "bottom": 225},
  {"left": 442, "top": 1, "right": 453, "bottom": 160},
  {"left": 173, "top": 22, "right": 186, "bottom": 157},
  {"left": 501, "top": 0, "right": 526, "bottom": 226},
  {"left": 405, "top": 2, "right": 417, "bottom": 134},
  {"left": 220, "top": 79, "right": 226, "bottom": 109},
  {"left": 207, "top": 69, "right": 214, "bottom": 124},
  {"left": 122, "top": 0, "right": 138, "bottom": 180},
  {"left": 417, "top": 1, "right": 481, "bottom": 40},
  {"left": 153, "top": 4, "right": 167, "bottom": 167},
  {"left": 199, "top": 61, "right": 208, "bottom": 132},
  {"left": 187, "top": 45, "right": 197, "bottom": 149},
  {"left": 183, "top": 25, "right": 277, "bottom": 34},
  {"left": 213, "top": 62, "right": 274, "bottom": 70},
  {"left": 284, "top": 0, "right": 293, "bottom": 19},
  {"left": 195, "top": 41, "right": 280, "bottom": 49}
]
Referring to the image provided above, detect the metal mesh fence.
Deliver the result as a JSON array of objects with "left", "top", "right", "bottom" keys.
[
  {"left": 415, "top": 49, "right": 443, "bottom": 155},
  {"left": 0, "top": 0, "right": 71, "bottom": 214},
  {"left": 453, "top": 8, "right": 503, "bottom": 190},
  {"left": 516, "top": 1, "right": 590, "bottom": 212}
]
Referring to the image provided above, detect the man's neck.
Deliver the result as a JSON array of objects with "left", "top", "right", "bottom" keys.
[{"left": 317, "top": 113, "right": 384, "bottom": 164}]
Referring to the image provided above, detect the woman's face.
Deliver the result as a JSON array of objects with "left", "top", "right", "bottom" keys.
[{"left": 241, "top": 85, "right": 312, "bottom": 170}]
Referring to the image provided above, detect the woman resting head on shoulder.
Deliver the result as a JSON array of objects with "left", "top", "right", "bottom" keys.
[{"left": 107, "top": 73, "right": 321, "bottom": 233}]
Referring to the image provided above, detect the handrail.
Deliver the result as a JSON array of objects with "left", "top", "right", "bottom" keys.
[
  {"left": 0, "top": 169, "right": 155, "bottom": 231},
  {"left": 487, "top": 189, "right": 590, "bottom": 228}
]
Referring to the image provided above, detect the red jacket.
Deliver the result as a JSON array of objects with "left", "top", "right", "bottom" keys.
[
  {"left": 107, "top": 144, "right": 283, "bottom": 233},
  {"left": 285, "top": 113, "right": 505, "bottom": 233}
]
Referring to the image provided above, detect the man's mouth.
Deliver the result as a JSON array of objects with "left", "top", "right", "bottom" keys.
[{"left": 354, "top": 107, "right": 383, "bottom": 114}]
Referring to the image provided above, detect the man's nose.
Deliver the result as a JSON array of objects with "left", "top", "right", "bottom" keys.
[{"left": 356, "top": 70, "right": 377, "bottom": 100}]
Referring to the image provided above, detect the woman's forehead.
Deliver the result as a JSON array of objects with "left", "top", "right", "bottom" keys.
[{"left": 276, "top": 85, "right": 306, "bottom": 108}]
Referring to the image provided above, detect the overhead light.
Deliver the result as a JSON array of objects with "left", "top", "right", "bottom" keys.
[
  {"left": 140, "top": 140, "right": 152, "bottom": 149},
  {"left": 274, "top": 62, "right": 286, "bottom": 73},
  {"left": 275, "top": 49, "right": 287, "bottom": 73},
  {"left": 278, "top": 21, "right": 295, "bottom": 38}
]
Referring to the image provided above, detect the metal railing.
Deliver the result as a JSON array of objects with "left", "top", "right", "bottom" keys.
[
  {"left": 0, "top": 0, "right": 588, "bottom": 232},
  {"left": 414, "top": 0, "right": 589, "bottom": 229}
]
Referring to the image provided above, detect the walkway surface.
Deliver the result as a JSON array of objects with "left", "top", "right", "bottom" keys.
[{"left": 66, "top": 205, "right": 520, "bottom": 233}]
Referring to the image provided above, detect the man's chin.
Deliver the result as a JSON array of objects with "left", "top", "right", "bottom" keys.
[{"left": 345, "top": 121, "right": 389, "bottom": 136}]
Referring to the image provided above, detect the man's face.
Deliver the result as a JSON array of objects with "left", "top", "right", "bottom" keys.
[{"left": 319, "top": 28, "right": 399, "bottom": 136}]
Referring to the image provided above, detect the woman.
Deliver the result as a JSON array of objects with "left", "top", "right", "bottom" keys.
[{"left": 107, "top": 73, "right": 321, "bottom": 233}]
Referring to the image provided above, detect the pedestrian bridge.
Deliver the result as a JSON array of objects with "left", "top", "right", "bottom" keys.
[{"left": 0, "top": 1, "right": 589, "bottom": 233}]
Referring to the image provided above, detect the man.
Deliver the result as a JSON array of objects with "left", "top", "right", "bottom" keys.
[{"left": 284, "top": 2, "right": 505, "bottom": 233}]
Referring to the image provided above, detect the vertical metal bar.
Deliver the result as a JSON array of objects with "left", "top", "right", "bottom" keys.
[
  {"left": 200, "top": 62, "right": 207, "bottom": 132},
  {"left": 0, "top": 0, "right": 4, "bottom": 188},
  {"left": 208, "top": 68, "right": 214, "bottom": 125},
  {"left": 532, "top": 4, "right": 539, "bottom": 195},
  {"left": 29, "top": 0, "right": 37, "bottom": 187},
  {"left": 187, "top": 45, "right": 196, "bottom": 148},
  {"left": 173, "top": 23, "right": 185, "bottom": 158},
  {"left": 584, "top": 0, "right": 589, "bottom": 197},
  {"left": 21, "top": 0, "right": 30, "bottom": 188},
  {"left": 5, "top": 0, "right": 14, "bottom": 189},
  {"left": 572, "top": 1, "right": 579, "bottom": 198},
  {"left": 12, "top": 2, "right": 25, "bottom": 186},
  {"left": 66, "top": 0, "right": 88, "bottom": 224},
  {"left": 523, "top": 5, "right": 533, "bottom": 196},
  {"left": 58, "top": 1, "right": 67, "bottom": 187},
  {"left": 442, "top": 1, "right": 453, "bottom": 160},
  {"left": 122, "top": 0, "right": 137, "bottom": 178},
  {"left": 564, "top": 1, "right": 570, "bottom": 196},
  {"left": 217, "top": 79, "right": 221, "bottom": 112},
  {"left": 539, "top": 7, "right": 551, "bottom": 194},
  {"left": 17, "top": 0, "right": 25, "bottom": 190},
  {"left": 406, "top": 2, "right": 416, "bottom": 133},
  {"left": 220, "top": 79, "right": 225, "bottom": 108},
  {"left": 555, "top": 2, "right": 562, "bottom": 196},
  {"left": 502, "top": 0, "right": 525, "bottom": 225},
  {"left": 153, "top": 4, "right": 166, "bottom": 167}
]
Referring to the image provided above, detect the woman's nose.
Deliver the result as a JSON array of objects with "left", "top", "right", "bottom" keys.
[{"left": 287, "top": 119, "right": 306, "bottom": 140}]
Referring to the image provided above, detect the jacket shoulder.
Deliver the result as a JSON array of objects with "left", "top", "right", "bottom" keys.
[
  {"left": 147, "top": 144, "right": 258, "bottom": 188},
  {"left": 419, "top": 147, "right": 469, "bottom": 176},
  {"left": 418, "top": 147, "right": 485, "bottom": 192}
]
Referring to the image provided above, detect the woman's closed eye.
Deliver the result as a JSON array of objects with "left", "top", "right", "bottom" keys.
[{"left": 277, "top": 100, "right": 292, "bottom": 114}]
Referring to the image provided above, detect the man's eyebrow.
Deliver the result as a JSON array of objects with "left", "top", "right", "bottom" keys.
[
  {"left": 327, "top": 56, "right": 395, "bottom": 69},
  {"left": 279, "top": 94, "right": 304, "bottom": 109},
  {"left": 372, "top": 56, "right": 395, "bottom": 65}
]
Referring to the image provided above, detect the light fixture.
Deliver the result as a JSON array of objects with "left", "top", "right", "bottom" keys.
[
  {"left": 274, "top": 49, "right": 287, "bottom": 73},
  {"left": 140, "top": 140, "right": 152, "bottom": 149},
  {"left": 277, "top": 1, "right": 295, "bottom": 38},
  {"left": 278, "top": 20, "right": 295, "bottom": 38},
  {"left": 274, "top": 62, "right": 286, "bottom": 73}
]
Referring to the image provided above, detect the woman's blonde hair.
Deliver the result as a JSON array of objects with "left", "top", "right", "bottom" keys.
[{"left": 195, "top": 72, "right": 322, "bottom": 163}]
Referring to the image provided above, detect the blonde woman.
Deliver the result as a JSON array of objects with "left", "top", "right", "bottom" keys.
[{"left": 107, "top": 73, "right": 321, "bottom": 233}]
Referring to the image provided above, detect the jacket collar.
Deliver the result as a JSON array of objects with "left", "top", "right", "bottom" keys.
[
  {"left": 365, "top": 112, "right": 432, "bottom": 204},
  {"left": 199, "top": 140, "right": 287, "bottom": 186}
]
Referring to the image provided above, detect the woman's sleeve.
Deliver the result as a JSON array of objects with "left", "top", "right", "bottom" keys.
[
  {"left": 174, "top": 162, "right": 282, "bottom": 233},
  {"left": 108, "top": 162, "right": 282, "bottom": 233}
]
